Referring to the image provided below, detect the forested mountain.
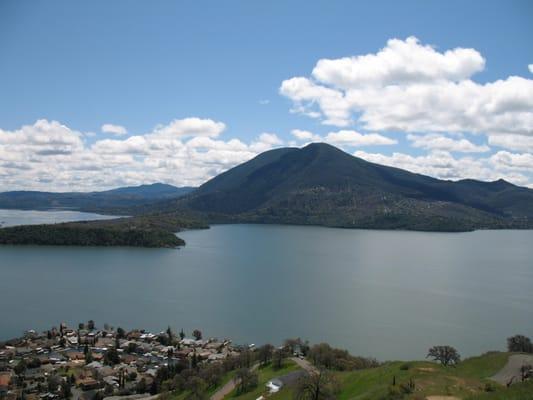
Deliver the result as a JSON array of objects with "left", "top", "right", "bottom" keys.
[
  {"left": 0, "top": 183, "right": 195, "bottom": 213},
  {"left": 169, "top": 143, "right": 533, "bottom": 231}
]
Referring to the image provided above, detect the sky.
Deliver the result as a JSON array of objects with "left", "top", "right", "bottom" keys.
[{"left": 0, "top": 0, "right": 532, "bottom": 191}]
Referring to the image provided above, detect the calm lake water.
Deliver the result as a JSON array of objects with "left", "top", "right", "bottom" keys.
[
  {"left": 0, "top": 210, "right": 532, "bottom": 360},
  {"left": 0, "top": 208, "right": 116, "bottom": 227}
]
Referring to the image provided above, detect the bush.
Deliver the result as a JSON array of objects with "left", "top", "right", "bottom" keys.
[
  {"left": 399, "top": 363, "right": 410, "bottom": 371},
  {"left": 308, "top": 343, "right": 379, "bottom": 371},
  {"left": 507, "top": 335, "right": 533, "bottom": 353}
]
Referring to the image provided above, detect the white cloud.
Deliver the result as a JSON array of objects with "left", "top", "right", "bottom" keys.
[
  {"left": 101, "top": 123, "right": 127, "bottom": 135},
  {"left": 529, "top": 64, "right": 533, "bottom": 74},
  {"left": 312, "top": 36, "right": 485, "bottom": 88},
  {"left": 259, "top": 99, "right": 270, "bottom": 105},
  {"left": 291, "top": 129, "right": 322, "bottom": 141},
  {"left": 407, "top": 133, "right": 489, "bottom": 153},
  {"left": 488, "top": 133, "right": 533, "bottom": 153},
  {"left": 280, "top": 37, "right": 533, "bottom": 138},
  {"left": 0, "top": 119, "right": 283, "bottom": 191},
  {"left": 490, "top": 151, "right": 533, "bottom": 171},
  {"left": 325, "top": 130, "right": 397, "bottom": 147},
  {"left": 354, "top": 150, "right": 531, "bottom": 187},
  {"left": 152, "top": 117, "right": 226, "bottom": 138}
]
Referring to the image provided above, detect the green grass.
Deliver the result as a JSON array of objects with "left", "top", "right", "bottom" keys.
[
  {"left": 270, "top": 352, "right": 512, "bottom": 400},
  {"left": 466, "top": 380, "right": 533, "bottom": 399},
  {"left": 225, "top": 361, "right": 300, "bottom": 400},
  {"left": 168, "top": 352, "right": 525, "bottom": 400}
]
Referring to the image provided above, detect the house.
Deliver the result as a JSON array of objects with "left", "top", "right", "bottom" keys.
[
  {"left": 266, "top": 379, "right": 283, "bottom": 393},
  {"left": 0, "top": 371, "right": 12, "bottom": 393},
  {"left": 78, "top": 378, "right": 101, "bottom": 391}
]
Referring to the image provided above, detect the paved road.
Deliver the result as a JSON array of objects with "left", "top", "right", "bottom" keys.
[
  {"left": 490, "top": 354, "right": 533, "bottom": 385},
  {"left": 289, "top": 357, "right": 316, "bottom": 374}
]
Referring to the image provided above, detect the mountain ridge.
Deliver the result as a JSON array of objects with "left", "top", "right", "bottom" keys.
[
  {"left": 171, "top": 143, "right": 533, "bottom": 231},
  {"left": 0, "top": 183, "right": 195, "bottom": 213}
]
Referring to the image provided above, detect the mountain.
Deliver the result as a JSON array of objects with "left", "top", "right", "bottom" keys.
[
  {"left": 170, "top": 143, "right": 533, "bottom": 231},
  {"left": 0, "top": 183, "right": 195, "bottom": 214}
]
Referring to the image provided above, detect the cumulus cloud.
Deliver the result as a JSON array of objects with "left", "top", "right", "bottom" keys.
[
  {"left": 280, "top": 36, "right": 533, "bottom": 138},
  {"left": 354, "top": 150, "right": 532, "bottom": 187},
  {"left": 0, "top": 118, "right": 283, "bottom": 191},
  {"left": 291, "top": 129, "right": 322, "bottom": 142},
  {"left": 101, "top": 123, "right": 127, "bottom": 135},
  {"left": 152, "top": 117, "right": 226, "bottom": 138},
  {"left": 407, "top": 133, "right": 489, "bottom": 153},
  {"left": 325, "top": 130, "right": 397, "bottom": 147},
  {"left": 488, "top": 133, "right": 533, "bottom": 153}
]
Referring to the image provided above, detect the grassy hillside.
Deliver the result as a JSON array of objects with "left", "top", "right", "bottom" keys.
[{"left": 267, "top": 353, "right": 530, "bottom": 400}]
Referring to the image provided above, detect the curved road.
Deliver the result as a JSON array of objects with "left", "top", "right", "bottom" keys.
[{"left": 490, "top": 354, "right": 533, "bottom": 385}]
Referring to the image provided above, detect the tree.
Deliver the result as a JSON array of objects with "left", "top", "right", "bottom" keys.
[
  {"left": 426, "top": 346, "right": 460, "bottom": 366},
  {"left": 273, "top": 348, "right": 287, "bottom": 370},
  {"left": 88, "top": 320, "right": 95, "bottom": 330},
  {"left": 238, "top": 349, "right": 253, "bottom": 368},
  {"left": 235, "top": 368, "right": 258, "bottom": 394},
  {"left": 185, "top": 376, "right": 207, "bottom": 400},
  {"left": 47, "top": 375, "right": 61, "bottom": 392},
  {"left": 137, "top": 378, "right": 148, "bottom": 393},
  {"left": 192, "top": 329, "right": 202, "bottom": 340},
  {"left": 167, "top": 326, "right": 174, "bottom": 343},
  {"left": 507, "top": 335, "right": 533, "bottom": 353},
  {"left": 104, "top": 347, "right": 120, "bottom": 365},
  {"left": 199, "top": 364, "right": 223, "bottom": 389},
  {"left": 85, "top": 348, "right": 94, "bottom": 364},
  {"left": 180, "top": 329, "right": 185, "bottom": 340},
  {"left": 78, "top": 323, "right": 85, "bottom": 330},
  {"left": 14, "top": 360, "right": 27, "bottom": 376},
  {"left": 117, "top": 327, "right": 126, "bottom": 339},
  {"left": 258, "top": 344, "right": 274, "bottom": 366},
  {"left": 294, "top": 370, "right": 339, "bottom": 400},
  {"left": 61, "top": 381, "right": 72, "bottom": 399},
  {"left": 127, "top": 342, "right": 138, "bottom": 354}
]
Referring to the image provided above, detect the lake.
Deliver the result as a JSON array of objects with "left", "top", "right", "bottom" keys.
[
  {"left": 0, "top": 208, "right": 117, "bottom": 227},
  {"left": 0, "top": 210, "right": 532, "bottom": 360}
]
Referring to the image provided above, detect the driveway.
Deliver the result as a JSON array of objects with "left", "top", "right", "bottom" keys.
[{"left": 490, "top": 354, "right": 533, "bottom": 385}]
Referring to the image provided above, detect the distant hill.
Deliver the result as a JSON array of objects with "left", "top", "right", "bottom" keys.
[
  {"left": 0, "top": 183, "right": 195, "bottom": 214},
  {"left": 167, "top": 143, "right": 533, "bottom": 231}
]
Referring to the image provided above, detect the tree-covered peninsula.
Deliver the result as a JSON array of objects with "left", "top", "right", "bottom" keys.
[{"left": 0, "top": 213, "right": 208, "bottom": 248}]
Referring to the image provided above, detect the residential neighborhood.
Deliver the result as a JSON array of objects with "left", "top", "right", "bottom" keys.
[{"left": 0, "top": 322, "right": 245, "bottom": 400}]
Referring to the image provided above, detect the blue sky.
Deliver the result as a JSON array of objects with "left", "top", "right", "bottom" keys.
[{"left": 0, "top": 0, "right": 532, "bottom": 191}]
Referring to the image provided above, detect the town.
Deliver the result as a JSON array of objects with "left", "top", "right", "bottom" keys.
[{"left": 0, "top": 321, "right": 253, "bottom": 400}]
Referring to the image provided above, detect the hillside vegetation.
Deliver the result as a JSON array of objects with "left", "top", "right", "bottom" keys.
[
  {"left": 158, "top": 143, "right": 533, "bottom": 232},
  {"left": 0, "top": 213, "right": 207, "bottom": 248},
  {"left": 0, "top": 183, "right": 194, "bottom": 213}
]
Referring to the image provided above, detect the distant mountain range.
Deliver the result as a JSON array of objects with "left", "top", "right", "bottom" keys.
[
  {"left": 1, "top": 143, "right": 532, "bottom": 234},
  {"left": 0, "top": 183, "right": 195, "bottom": 213},
  {"left": 162, "top": 143, "right": 533, "bottom": 231}
]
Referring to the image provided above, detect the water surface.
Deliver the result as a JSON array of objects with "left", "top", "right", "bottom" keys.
[
  {"left": 0, "top": 210, "right": 532, "bottom": 360},
  {"left": 0, "top": 208, "right": 116, "bottom": 227}
]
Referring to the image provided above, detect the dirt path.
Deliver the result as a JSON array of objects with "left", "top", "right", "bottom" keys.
[{"left": 490, "top": 354, "right": 533, "bottom": 385}]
